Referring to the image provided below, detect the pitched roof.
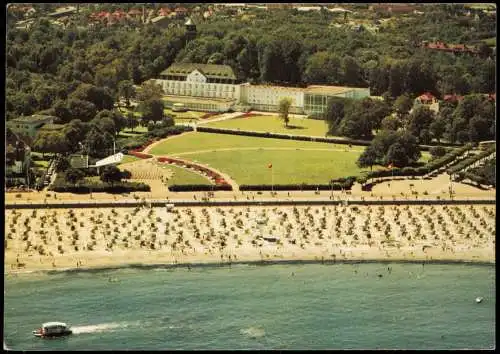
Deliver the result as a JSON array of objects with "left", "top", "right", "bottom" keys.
[
  {"left": 38, "top": 123, "right": 66, "bottom": 131},
  {"left": 418, "top": 92, "right": 436, "bottom": 101},
  {"left": 161, "top": 63, "right": 236, "bottom": 80}
]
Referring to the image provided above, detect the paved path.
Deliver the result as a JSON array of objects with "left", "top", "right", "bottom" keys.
[
  {"left": 176, "top": 112, "right": 243, "bottom": 129},
  {"left": 142, "top": 131, "right": 196, "bottom": 155},
  {"left": 171, "top": 146, "right": 361, "bottom": 157}
]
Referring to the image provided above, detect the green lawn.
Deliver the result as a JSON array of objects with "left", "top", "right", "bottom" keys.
[
  {"left": 164, "top": 164, "right": 213, "bottom": 186},
  {"left": 205, "top": 115, "right": 331, "bottom": 137},
  {"left": 481, "top": 37, "right": 496, "bottom": 47},
  {"left": 32, "top": 160, "right": 49, "bottom": 168},
  {"left": 119, "top": 126, "right": 148, "bottom": 138},
  {"left": 149, "top": 132, "right": 366, "bottom": 156},
  {"left": 119, "top": 107, "right": 142, "bottom": 118},
  {"left": 147, "top": 132, "right": 433, "bottom": 184},
  {"left": 420, "top": 151, "right": 431, "bottom": 163},
  {"left": 164, "top": 108, "right": 207, "bottom": 123},
  {"left": 184, "top": 149, "right": 376, "bottom": 184},
  {"left": 118, "top": 155, "right": 142, "bottom": 165}
]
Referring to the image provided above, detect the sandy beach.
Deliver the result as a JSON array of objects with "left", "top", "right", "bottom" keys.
[{"left": 5, "top": 203, "right": 495, "bottom": 273}]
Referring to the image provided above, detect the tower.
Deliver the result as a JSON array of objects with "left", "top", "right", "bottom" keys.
[{"left": 185, "top": 17, "right": 197, "bottom": 43}]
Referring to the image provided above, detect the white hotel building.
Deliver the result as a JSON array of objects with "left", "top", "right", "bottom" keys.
[{"left": 156, "top": 63, "right": 370, "bottom": 116}]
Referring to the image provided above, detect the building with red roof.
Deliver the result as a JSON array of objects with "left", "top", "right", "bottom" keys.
[
  {"left": 421, "top": 41, "right": 478, "bottom": 55},
  {"left": 158, "top": 7, "right": 171, "bottom": 17},
  {"left": 416, "top": 92, "right": 437, "bottom": 105}
]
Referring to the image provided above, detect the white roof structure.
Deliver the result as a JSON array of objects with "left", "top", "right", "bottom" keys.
[
  {"left": 95, "top": 153, "right": 124, "bottom": 167},
  {"left": 43, "top": 322, "right": 68, "bottom": 328},
  {"left": 328, "top": 7, "right": 353, "bottom": 13},
  {"left": 296, "top": 6, "right": 323, "bottom": 12}
]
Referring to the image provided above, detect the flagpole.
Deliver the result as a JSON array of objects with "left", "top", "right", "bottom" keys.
[{"left": 271, "top": 165, "right": 274, "bottom": 195}]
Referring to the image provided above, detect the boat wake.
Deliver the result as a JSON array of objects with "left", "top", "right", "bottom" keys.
[
  {"left": 71, "top": 321, "right": 138, "bottom": 334},
  {"left": 240, "top": 326, "right": 266, "bottom": 339}
]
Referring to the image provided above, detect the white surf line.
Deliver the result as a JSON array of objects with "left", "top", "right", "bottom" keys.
[{"left": 71, "top": 321, "right": 140, "bottom": 334}]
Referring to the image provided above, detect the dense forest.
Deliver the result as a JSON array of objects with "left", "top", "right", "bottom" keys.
[{"left": 5, "top": 3, "right": 496, "bottom": 152}]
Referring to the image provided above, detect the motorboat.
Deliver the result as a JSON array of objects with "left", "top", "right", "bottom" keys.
[
  {"left": 475, "top": 297, "right": 484, "bottom": 304},
  {"left": 33, "top": 322, "right": 72, "bottom": 338}
]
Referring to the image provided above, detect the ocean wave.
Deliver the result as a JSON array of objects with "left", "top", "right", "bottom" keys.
[
  {"left": 240, "top": 326, "right": 266, "bottom": 339},
  {"left": 72, "top": 321, "right": 140, "bottom": 334}
]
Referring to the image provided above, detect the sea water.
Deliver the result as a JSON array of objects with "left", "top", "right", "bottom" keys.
[{"left": 3, "top": 263, "right": 495, "bottom": 350}]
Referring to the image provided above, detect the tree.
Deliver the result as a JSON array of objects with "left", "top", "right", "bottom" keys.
[
  {"left": 429, "top": 117, "right": 447, "bottom": 143},
  {"left": 429, "top": 146, "right": 446, "bottom": 160},
  {"left": 357, "top": 146, "right": 378, "bottom": 170},
  {"left": 32, "top": 131, "right": 70, "bottom": 155},
  {"left": 67, "top": 98, "right": 97, "bottom": 123},
  {"left": 380, "top": 115, "right": 401, "bottom": 131},
  {"left": 56, "top": 156, "right": 71, "bottom": 172},
  {"left": 397, "top": 133, "right": 421, "bottom": 163},
  {"left": 117, "top": 80, "right": 136, "bottom": 107},
  {"left": 361, "top": 98, "right": 391, "bottom": 131},
  {"left": 388, "top": 63, "right": 406, "bottom": 98},
  {"left": 407, "top": 105, "right": 434, "bottom": 141},
  {"left": 338, "top": 112, "right": 372, "bottom": 139},
  {"left": 393, "top": 94, "right": 413, "bottom": 119},
  {"left": 419, "top": 128, "right": 432, "bottom": 145},
  {"left": 139, "top": 99, "right": 164, "bottom": 123},
  {"left": 278, "top": 97, "right": 292, "bottom": 127},
  {"left": 100, "top": 165, "right": 123, "bottom": 185},
  {"left": 325, "top": 97, "right": 352, "bottom": 134},
  {"left": 303, "top": 51, "right": 342, "bottom": 84},
  {"left": 83, "top": 126, "right": 114, "bottom": 158},
  {"left": 94, "top": 110, "right": 127, "bottom": 135},
  {"left": 63, "top": 119, "right": 88, "bottom": 150},
  {"left": 70, "top": 84, "right": 114, "bottom": 111},
  {"left": 342, "top": 55, "right": 364, "bottom": 86},
  {"left": 385, "top": 142, "right": 409, "bottom": 167},
  {"left": 126, "top": 112, "right": 138, "bottom": 132},
  {"left": 91, "top": 116, "right": 116, "bottom": 137},
  {"left": 65, "top": 168, "right": 85, "bottom": 185},
  {"left": 136, "top": 81, "right": 164, "bottom": 102},
  {"left": 468, "top": 115, "right": 491, "bottom": 142}
]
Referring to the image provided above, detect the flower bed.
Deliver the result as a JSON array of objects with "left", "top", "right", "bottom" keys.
[
  {"left": 235, "top": 112, "right": 260, "bottom": 119},
  {"left": 200, "top": 112, "right": 220, "bottom": 119},
  {"left": 129, "top": 151, "right": 153, "bottom": 159},
  {"left": 156, "top": 156, "right": 229, "bottom": 187}
]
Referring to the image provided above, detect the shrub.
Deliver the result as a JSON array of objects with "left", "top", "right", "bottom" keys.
[
  {"left": 195, "top": 126, "right": 371, "bottom": 146},
  {"left": 48, "top": 174, "right": 150, "bottom": 194},
  {"left": 145, "top": 125, "right": 192, "bottom": 139},
  {"left": 239, "top": 183, "right": 353, "bottom": 191},
  {"left": 429, "top": 146, "right": 447, "bottom": 159},
  {"left": 168, "top": 184, "right": 232, "bottom": 192}
]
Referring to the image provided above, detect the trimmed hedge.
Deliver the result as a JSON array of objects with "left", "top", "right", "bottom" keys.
[
  {"left": 48, "top": 173, "right": 150, "bottom": 193},
  {"left": 145, "top": 125, "right": 193, "bottom": 139},
  {"left": 118, "top": 135, "right": 150, "bottom": 150},
  {"left": 196, "top": 126, "right": 372, "bottom": 146},
  {"left": 168, "top": 184, "right": 232, "bottom": 192},
  {"left": 49, "top": 181, "right": 150, "bottom": 194},
  {"left": 119, "top": 126, "right": 192, "bottom": 151},
  {"left": 239, "top": 183, "right": 353, "bottom": 191},
  {"left": 357, "top": 143, "right": 474, "bottom": 183},
  {"left": 446, "top": 146, "right": 495, "bottom": 175}
]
